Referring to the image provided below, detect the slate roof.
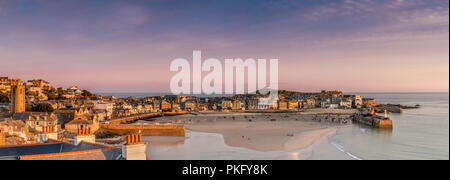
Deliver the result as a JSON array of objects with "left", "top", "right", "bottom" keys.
[{"left": 0, "top": 141, "right": 122, "bottom": 160}]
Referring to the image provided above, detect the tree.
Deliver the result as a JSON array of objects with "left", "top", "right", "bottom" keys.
[
  {"left": 82, "top": 90, "right": 93, "bottom": 97},
  {"left": 33, "top": 103, "right": 54, "bottom": 112},
  {"left": 0, "top": 92, "right": 9, "bottom": 103},
  {"left": 56, "top": 87, "right": 67, "bottom": 99},
  {"left": 44, "top": 87, "right": 58, "bottom": 100},
  {"left": 25, "top": 103, "right": 33, "bottom": 111},
  {"left": 56, "top": 87, "right": 66, "bottom": 95}
]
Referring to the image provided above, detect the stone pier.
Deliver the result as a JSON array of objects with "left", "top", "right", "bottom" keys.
[{"left": 100, "top": 124, "right": 186, "bottom": 136}]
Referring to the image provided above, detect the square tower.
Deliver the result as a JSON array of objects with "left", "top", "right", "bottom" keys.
[{"left": 10, "top": 82, "right": 25, "bottom": 114}]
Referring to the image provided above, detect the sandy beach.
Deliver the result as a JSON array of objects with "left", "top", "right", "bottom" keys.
[{"left": 137, "top": 109, "right": 355, "bottom": 152}]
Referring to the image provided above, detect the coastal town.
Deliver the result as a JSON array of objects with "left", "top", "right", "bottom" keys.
[{"left": 0, "top": 77, "right": 413, "bottom": 160}]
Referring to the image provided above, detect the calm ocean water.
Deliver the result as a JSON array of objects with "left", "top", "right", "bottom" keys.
[
  {"left": 97, "top": 92, "right": 232, "bottom": 98},
  {"left": 332, "top": 93, "right": 449, "bottom": 160},
  {"left": 102, "top": 92, "right": 449, "bottom": 160}
]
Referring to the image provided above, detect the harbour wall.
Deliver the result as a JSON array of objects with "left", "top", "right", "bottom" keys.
[
  {"left": 99, "top": 124, "right": 186, "bottom": 137},
  {"left": 354, "top": 115, "right": 393, "bottom": 129},
  {"left": 106, "top": 111, "right": 189, "bottom": 124}
]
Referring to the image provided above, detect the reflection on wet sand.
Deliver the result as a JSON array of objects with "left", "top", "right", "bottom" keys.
[
  {"left": 355, "top": 123, "right": 394, "bottom": 140},
  {"left": 145, "top": 131, "right": 352, "bottom": 160},
  {"left": 378, "top": 129, "right": 393, "bottom": 139},
  {"left": 143, "top": 136, "right": 185, "bottom": 147}
]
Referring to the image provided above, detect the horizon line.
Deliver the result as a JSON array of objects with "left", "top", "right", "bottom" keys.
[{"left": 94, "top": 91, "right": 450, "bottom": 94}]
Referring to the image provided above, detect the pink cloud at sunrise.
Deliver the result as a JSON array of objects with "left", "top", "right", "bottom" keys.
[{"left": 0, "top": 0, "right": 448, "bottom": 93}]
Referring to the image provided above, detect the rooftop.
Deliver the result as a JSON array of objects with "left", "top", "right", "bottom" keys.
[{"left": 0, "top": 140, "right": 122, "bottom": 160}]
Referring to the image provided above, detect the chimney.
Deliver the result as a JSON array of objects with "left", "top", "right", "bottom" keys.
[
  {"left": 39, "top": 126, "right": 58, "bottom": 143},
  {"left": 74, "top": 126, "right": 95, "bottom": 145},
  {"left": 122, "top": 134, "right": 147, "bottom": 160}
]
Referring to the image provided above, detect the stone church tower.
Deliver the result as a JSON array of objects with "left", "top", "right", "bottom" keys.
[{"left": 10, "top": 82, "right": 25, "bottom": 114}]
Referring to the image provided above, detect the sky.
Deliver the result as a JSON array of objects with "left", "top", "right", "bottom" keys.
[{"left": 0, "top": 0, "right": 448, "bottom": 93}]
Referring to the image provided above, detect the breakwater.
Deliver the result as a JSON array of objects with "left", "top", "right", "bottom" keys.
[
  {"left": 101, "top": 111, "right": 189, "bottom": 136},
  {"left": 105, "top": 111, "right": 189, "bottom": 124},
  {"left": 99, "top": 124, "right": 186, "bottom": 136},
  {"left": 353, "top": 115, "right": 393, "bottom": 128}
]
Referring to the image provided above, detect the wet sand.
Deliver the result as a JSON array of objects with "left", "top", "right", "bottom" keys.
[
  {"left": 145, "top": 130, "right": 353, "bottom": 160},
  {"left": 138, "top": 109, "right": 355, "bottom": 152},
  {"left": 185, "top": 115, "right": 338, "bottom": 152}
]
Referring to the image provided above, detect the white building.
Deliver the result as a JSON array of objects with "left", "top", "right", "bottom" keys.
[
  {"left": 328, "top": 103, "right": 339, "bottom": 109},
  {"left": 354, "top": 95, "right": 362, "bottom": 107},
  {"left": 94, "top": 102, "right": 114, "bottom": 119},
  {"left": 340, "top": 100, "right": 352, "bottom": 109},
  {"left": 67, "top": 85, "right": 82, "bottom": 94},
  {"left": 257, "top": 98, "right": 278, "bottom": 110}
]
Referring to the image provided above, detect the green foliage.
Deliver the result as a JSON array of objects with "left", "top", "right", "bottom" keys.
[
  {"left": 42, "top": 87, "right": 67, "bottom": 100},
  {"left": 32, "top": 103, "right": 54, "bottom": 112},
  {"left": 82, "top": 90, "right": 93, "bottom": 97},
  {"left": 25, "top": 103, "right": 33, "bottom": 111},
  {"left": 47, "top": 88, "right": 59, "bottom": 100},
  {"left": 0, "top": 92, "right": 9, "bottom": 103},
  {"left": 56, "top": 87, "right": 66, "bottom": 95},
  {"left": 56, "top": 87, "right": 67, "bottom": 99}
]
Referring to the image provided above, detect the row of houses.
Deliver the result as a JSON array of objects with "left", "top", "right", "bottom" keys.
[{"left": 104, "top": 90, "right": 374, "bottom": 112}]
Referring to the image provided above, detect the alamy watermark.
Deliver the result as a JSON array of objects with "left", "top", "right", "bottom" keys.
[{"left": 170, "top": 50, "right": 279, "bottom": 104}]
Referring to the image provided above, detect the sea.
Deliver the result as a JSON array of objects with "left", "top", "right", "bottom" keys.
[
  {"left": 329, "top": 92, "right": 449, "bottom": 160},
  {"left": 98, "top": 92, "right": 449, "bottom": 160}
]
